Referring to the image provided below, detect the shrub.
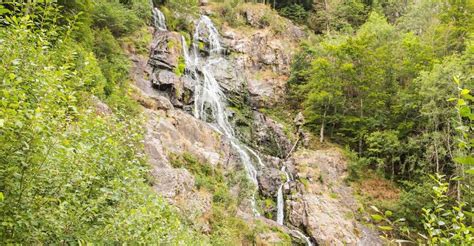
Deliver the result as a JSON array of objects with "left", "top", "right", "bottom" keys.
[
  {"left": 0, "top": 10, "right": 195, "bottom": 243},
  {"left": 92, "top": 0, "right": 141, "bottom": 37},
  {"left": 279, "top": 4, "right": 308, "bottom": 24},
  {"left": 93, "top": 28, "right": 130, "bottom": 95}
]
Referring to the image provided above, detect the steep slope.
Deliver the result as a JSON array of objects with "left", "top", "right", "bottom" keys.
[{"left": 130, "top": 2, "right": 381, "bottom": 245}]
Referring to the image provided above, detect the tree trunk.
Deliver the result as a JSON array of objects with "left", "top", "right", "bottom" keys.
[
  {"left": 324, "top": 0, "right": 330, "bottom": 33},
  {"left": 320, "top": 106, "right": 327, "bottom": 143},
  {"left": 358, "top": 99, "right": 364, "bottom": 155},
  {"left": 434, "top": 135, "right": 440, "bottom": 173}
]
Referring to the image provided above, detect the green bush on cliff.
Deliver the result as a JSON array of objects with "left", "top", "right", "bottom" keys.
[
  {"left": 170, "top": 152, "right": 292, "bottom": 244},
  {"left": 92, "top": 0, "right": 142, "bottom": 37}
]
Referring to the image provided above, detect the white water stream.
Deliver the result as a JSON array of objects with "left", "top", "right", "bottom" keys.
[
  {"left": 293, "top": 230, "right": 314, "bottom": 246},
  {"left": 276, "top": 166, "right": 290, "bottom": 225},
  {"left": 181, "top": 16, "right": 262, "bottom": 215},
  {"left": 154, "top": 11, "right": 312, "bottom": 245},
  {"left": 152, "top": 7, "right": 167, "bottom": 31}
]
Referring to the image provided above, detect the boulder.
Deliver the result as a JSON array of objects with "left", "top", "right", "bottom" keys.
[
  {"left": 150, "top": 95, "right": 174, "bottom": 110},
  {"left": 257, "top": 167, "right": 283, "bottom": 197},
  {"left": 152, "top": 167, "right": 195, "bottom": 198},
  {"left": 221, "top": 22, "right": 303, "bottom": 107},
  {"left": 205, "top": 58, "right": 245, "bottom": 94},
  {"left": 252, "top": 111, "right": 293, "bottom": 157},
  {"left": 151, "top": 70, "right": 182, "bottom": 89},
  {"left": 148, "top": 31, "right": 183, "bottom": 70}
]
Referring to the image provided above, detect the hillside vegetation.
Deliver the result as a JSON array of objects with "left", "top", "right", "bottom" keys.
[
  {"left": 281, "top": 0, "right": 473, "bottom": 243},
  {"left": 0, "top": 1, "right": 200, "bottom": 243},
  {"left": 0, "top": 0, "right": 472, "bottom": 245}
]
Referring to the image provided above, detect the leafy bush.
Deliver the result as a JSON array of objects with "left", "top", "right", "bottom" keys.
[
  {"left": 93, "top": 28, "right": 130, "bottom": 96},
  {"left": 120, "top": 26, "right": 153, "bottom": 55},
  {"left": 92, "top": 0, "right": 142, "bottom": 37},
  {"left": 165, "top": 0, "right": 199, "bottom": 17},
  {"left": 279, "top": 4, "right": 308, "bottom": 24},
  {"left": 0, "top": 4, "right": 196, "bottom": 244},
  {"left": 160, "top": 6, "right": 194, "bottom": 33},
  {"left": 212, "top": 0, "right": 246, "bottom": 27},
  {"left": 421, "top": 174, "right": 472, "bottom": 244}
]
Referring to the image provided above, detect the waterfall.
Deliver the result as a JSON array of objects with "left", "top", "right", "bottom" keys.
[
  {"left": 293, "top": 230, "right": 314, "bottom": 246},
  {"left": 277, "top": 166, "right": 291, "bottom": 225},
  {"left": 276, "top": 166, "right": 313, "bottom": 246},
  {"left": 181, "top": 16, "right": 262, "bottom": 215},
  {"left": 152, "top": 7, "right": 167, "bottom": 31},
  {"left": 157, "top": 12, "right": 313, "bottom": 245}
]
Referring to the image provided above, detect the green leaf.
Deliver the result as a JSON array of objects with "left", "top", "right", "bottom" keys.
[
  {"left": 371, "top": 214, "right": 383, "bottom": 222},
  {"left": 454, "top": 156, "right": 474, "bottom": 165},
  {"left": 457, "top": 99, "right": 466, "bottom": 106},
  {"left": 0, "top": 119, "right": 4, "bottom": 128},
  {"left": 460, "top": 89, "right": 470, "bottom": 95},
  {"left": 370, "top": 205, "right": 380, "bottom": 213},
  {"left": 384, "top": 210, "right": 393, "bottom": 217},
  {"left": 453, "top": 76, "right": 460, "bottom": 86},
  {"left": 0, "top": 6, "right": 10, "bottom": 15},
  {"left": 378, "top": 226, "right": 393, "bottom": 231},
  {"left": 465, "top": 169, "right": 474, "bottom": 175},
  {"left": 459, "top": 106, "right": 471, "bottom": 117}
]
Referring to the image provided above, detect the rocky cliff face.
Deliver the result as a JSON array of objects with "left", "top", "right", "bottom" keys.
[{"left": 130, "top": 3, "right": 381, "bottom": 245}]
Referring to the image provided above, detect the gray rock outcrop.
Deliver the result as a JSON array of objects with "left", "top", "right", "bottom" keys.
[{"left": 286, "top": 148, "right": 382, "bottom": 245}]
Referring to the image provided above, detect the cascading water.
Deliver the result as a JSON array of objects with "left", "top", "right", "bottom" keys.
[
  {"left": 152, "top": 7, "right": 167, "bottom": 31},
  {"left": 293, "top": 230, "right": 314, "bottom": 246},
  {"left": 181, "top": 16, "right": 262, "bottom": 215},
  {"left": 276, "top": 166, "right": 291, "bottom": 225},
  {"left": 160, "top": 12, "right": 312, "bottom": 245}
]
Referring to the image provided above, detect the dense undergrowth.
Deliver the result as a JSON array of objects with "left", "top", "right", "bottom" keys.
[{"left": 0, "top": 1, "right": 200, "bottom": 243}]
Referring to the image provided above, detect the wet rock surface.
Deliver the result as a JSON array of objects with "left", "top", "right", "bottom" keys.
[
  {"left": 149, "top": 31, "right": 183, "bottom": 70},
  {"left": 252, "top": 111, "right": 293, "bottom": 157}
]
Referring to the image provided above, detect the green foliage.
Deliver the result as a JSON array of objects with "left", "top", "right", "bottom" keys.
[
  {"left": 0, "top": 6, "right": 196, "bottom": 243},
  {"left": 279, "top": 4, "right": 308, "bottom": 24},
  {"left": 211, "top": 0, "right": 246, "bottom": 27},
  {"left": 160, "top": 6, "right": 194, "bottom": 33},
  {"left": 166, "top": 0, "right": 199, "bottom": 16},
  {"left": 289, "top": 1, "right": 473, "bottom": 240},
  {"left": 120, "top": 26, "right": 154, "bottom": 55},
  {"left": 369, "top": 205, "right": 411, "bottom": 243},
  {"left": 91, "top": 0, "right": 142, "bottom": 37},
  {"left": 394, "top": 179, "right": 435, "bottom": 230},
  {"left": 452, "top": 80, "right": 474, "bottom": 177},
  {"left": 306, "top": 0, "right": 369, "bottom": 33},
  {"left": 174, "top": 56, "right": 186, "bottom": 77},
  {"left": 170, "top": 153, "right": 231, "bottom": 206},
  {"left": 421, "top": 174, "right": 473, "bottom": 245},
  {"left": 366, "top": 130, "right": 401, "bottom": 178},
  {"left": 121, "top": 0, "right": 153, "bottom": 21},
  {"left": 170, "top": 153, "right": 272, "bottom": 244},
  {"left": 93, "top": 28, "right": 131, "bottom": 96}
]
